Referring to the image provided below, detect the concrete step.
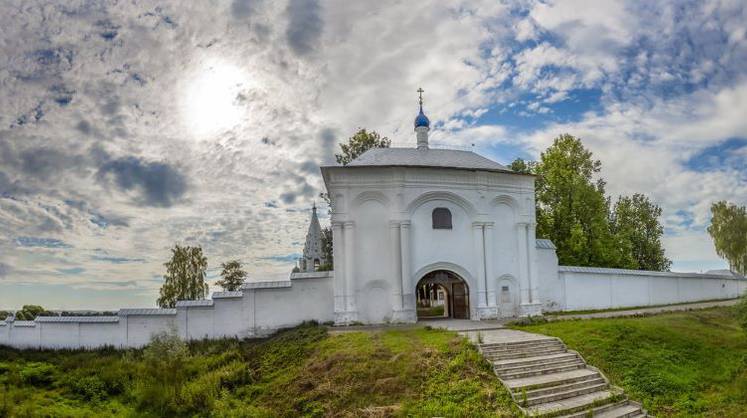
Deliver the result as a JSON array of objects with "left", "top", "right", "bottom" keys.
[
  {"left": 504, "top": 368, "right": 601, "bottom": 392},
  {"left": 555, "top": 400, "right": 643, "bottom": 418},
  {"left": 497, "top": 356, "right": 584, "bottom": 375},
  {"left": 484, "top": 346, "right": 568, "bottom": 360},
  {"left": 497, "top": 361, "right": 585, "bottom": 380},
  {"left": 524, "top": 382, "right": 609, "bottom": 407},
  {"left": 494, "top": 352, "right": 579, "bottom": 370},
  {"left": 480, "top": 339, "right": 565, "bottom": 352},
  {"left": 480, "top": 336, "right": 560, "bottom": 347},
  {"left": 525, "top": 389, "right": 619, "bottom": 417},
  {"left": 521, "top": 376, "right": 607, "bottom": 399}
]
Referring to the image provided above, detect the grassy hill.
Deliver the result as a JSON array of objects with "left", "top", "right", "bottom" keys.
[
  {"left": 0, "top": 324, "right": 517, "bottom": 417},
  {"left": 515, "top": 306, "right": 747, "bottom": 417}
]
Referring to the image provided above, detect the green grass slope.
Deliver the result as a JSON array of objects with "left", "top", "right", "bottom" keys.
[
  {"left": 515, "top": 307, "right": 747, "bottom": 417},
  {"left": 0, "top": 324, "right": 518, "bottom": 417}
]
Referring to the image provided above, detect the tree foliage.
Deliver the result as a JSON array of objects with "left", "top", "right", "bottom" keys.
[
  {"left": 157, "top": 245, "right": 209, "bottom": 308},
  {"left": 707, "top": 201, "right": 747, "bottom": 275},
  {"left": 319, "top": 226, "right": 333, "bottom": 271},
  {"left": 515, "top": 134, "right": 670, "bottom": 270},
  {"left": 534, "top": 134, "right": 619, "bottom": 267},
  {"left": 14, "top": 305, "right": 53, "bottom": 321},
  {"left": 611, "top": 194, "right": 672, "bottom": 271},
  {"left": 334, "top": 128, "right": 390, "bottom": 165},
  {"left": 216, "top": 260, "right": 247, "bottom": 291}
]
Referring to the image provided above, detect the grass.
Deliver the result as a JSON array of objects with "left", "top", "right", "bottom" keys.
[
  {"left": 513, "top": 306, "right": 747, "bottom": 417},
  {"left": 548, "top": 297, "right": 738, "bottom": 316},
  {"left": 0, "top": 323, "right": 518, "bottom": 417}
]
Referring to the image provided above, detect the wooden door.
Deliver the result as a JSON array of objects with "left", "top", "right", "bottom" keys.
[{"left": 452, "top": 282, "right": 469, "bottom": 319}]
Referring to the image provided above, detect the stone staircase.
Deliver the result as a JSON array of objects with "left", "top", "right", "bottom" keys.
[{"left": 477, "top": 335, "right": 648, "bottom": 417}]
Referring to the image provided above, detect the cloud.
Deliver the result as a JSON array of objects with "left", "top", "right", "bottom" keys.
[
  {"left": 0, "top": 0, "right": 744, "bottom": 308},
  {"left": 97, "top": 157, "right": 188, "bottom": 207},
  {"left": 0, "top": 263, "right": 10, "bottom": 277},
  {"left": 286, "top": 0, "right": 323, "bottom": 55}
]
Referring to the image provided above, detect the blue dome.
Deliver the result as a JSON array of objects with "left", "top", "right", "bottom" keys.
[{"left": 414, "top": 109, "right": 430, "bottom": 129}]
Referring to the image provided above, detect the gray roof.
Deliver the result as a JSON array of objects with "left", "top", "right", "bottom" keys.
[
  {"left": 344, "top": 148, "right": 513, "bottom": 172},
  {"left": 536, "top": 239, "right": 556, "bottom": 250},
  {"left": 36, "top": 316, "right": 119, "bottom": 323}
]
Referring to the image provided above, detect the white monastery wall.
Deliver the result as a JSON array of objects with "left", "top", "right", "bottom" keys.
[
  {"left": 540, "top": 266, "right": 747, "bottom": 312},
  {"left": 0, "top": 272, "right": 334, "bottom": 350}
]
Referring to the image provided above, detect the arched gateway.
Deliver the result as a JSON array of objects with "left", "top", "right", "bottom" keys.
[{"left": 416, "top": 270, "right": 470, "bottom": 319}]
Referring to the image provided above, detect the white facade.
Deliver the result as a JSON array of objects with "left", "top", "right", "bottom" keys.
[{"left": 321, "top": 160, "right": 543, "bottom": 324}]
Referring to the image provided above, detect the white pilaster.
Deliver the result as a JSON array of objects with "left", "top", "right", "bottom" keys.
[
  {"left": 332, "top": 221, "right": 345, "bottom": 320},
  {"left": 343, "top": 221, "right": 358, "bottom": 322},
  {"left": 389, "top": 220, "right": 404, "bottom": 319},
  {"left": 473, "top": 222, "right": 487, "bottom": 310},
  {"left": 518, "top": 222, "right": 542, "bottom": 316},
  {"left": 399, "top": 220, "right": 416, "bottom": 320},
  {"left": 484, "top": 222, "right": 497, "bottom": 309},
  {"left": 517, "top": 222, "right": 530, "bottom": 305}
]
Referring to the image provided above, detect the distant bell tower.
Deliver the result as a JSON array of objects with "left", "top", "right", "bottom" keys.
[
  {"left": 301, "top": 203, "right": 326, "bottom": 272},
  {"left": 414, "top": 87, "right": 430, "bottom": 150}
]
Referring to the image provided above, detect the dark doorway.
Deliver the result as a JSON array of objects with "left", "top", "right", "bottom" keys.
[{"left": 416, "top": 270, "right": 470, "bottom": 320}]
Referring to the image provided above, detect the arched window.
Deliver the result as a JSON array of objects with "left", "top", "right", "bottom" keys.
[{"left": 432, "top": 208, "right": 452, "bottom": 229}]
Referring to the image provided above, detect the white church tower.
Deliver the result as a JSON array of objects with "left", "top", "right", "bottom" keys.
[
  {"left": 299, "top": 203, "right": 327, "bottom": 272},
  {"left": 321, "top": 89, "right": 545, "bottom": 325}
]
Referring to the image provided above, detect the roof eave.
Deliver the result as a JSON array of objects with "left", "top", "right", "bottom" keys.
[{"left": 320, "top": 164, "right": 535, "bottom": 177}]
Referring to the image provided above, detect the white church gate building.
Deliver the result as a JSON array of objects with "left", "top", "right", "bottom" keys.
[{"left": 1, "top": 97, "right": 745, "bottom": 349}]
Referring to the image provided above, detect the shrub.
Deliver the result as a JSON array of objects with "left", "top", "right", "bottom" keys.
[
  {"left": 19, "top": 362, "right": 57, "bottom": 387},
  {"left": 737, "top": 292, "right": 747, "bottom": 334},
  {"left": 69, "top": 375, "right": 107, "bottom": 402}
]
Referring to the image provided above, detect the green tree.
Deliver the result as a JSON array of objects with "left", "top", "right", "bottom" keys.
[
  {"left": 335, "top": 128, "right": 390, "bottom": 165},
  {"left": 216, "top": 260, "right": 247, "bottom": 291},
  {"left": 707, "top": 201, "right": 747, "bottom": 275},
  {"left": 157, "top": 245, "right": 209, "bottom": 308},
  {"left": 533, "top": 134, "right": 620, "bottom": 267},
  {"left": 509, "top": 158, "right": 536, "bottom": 174},
  {"left": 14, "top": 305, "right": 52, "bottom": 320},
  {"left": 610, "top": 194, "right": 672, "bottom": 271},
  {"left": 318, "top": 226, "right": 333, "bottom": 271}
]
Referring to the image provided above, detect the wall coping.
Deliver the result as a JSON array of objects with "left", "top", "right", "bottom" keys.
[
  {"left": 176, "top": 299, "right": 214, "bottom": 308},
  {"left": 290, "top": 271, "right": 333, "bottom": 280},
  {"left": 212, "top": 291, "right": 243, "bottom": 299},
  {"left": 12, "top": 321, "right": 36, "bottom": 327},
  {"left": 241, "top": 280, "right": 292, "bottom": 290},
  {"left": 35, "top": 316, "right": 119, "bottom": 323},
  {"left": 118, "top": 308, "right": 177, "bottom": 316},
  {"left": 559, "top": 265, "right": 746, "bottom": 280}
]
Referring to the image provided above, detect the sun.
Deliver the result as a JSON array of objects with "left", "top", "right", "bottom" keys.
[{"left": 182, "top": 61, "right": 249, "bottom": 138}]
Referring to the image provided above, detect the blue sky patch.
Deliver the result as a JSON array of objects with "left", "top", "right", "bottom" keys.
[{"left": 16, "top": 237, "right": 72, "bottom": 249}]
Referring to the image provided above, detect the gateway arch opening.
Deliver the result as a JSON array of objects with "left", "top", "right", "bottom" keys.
[{"left": 415, "top": 270, "right": 470, "bottom": 319}]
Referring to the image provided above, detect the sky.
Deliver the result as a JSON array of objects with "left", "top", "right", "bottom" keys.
[{"left": 0, "top": 0, "right": 745, "bottom": 310}]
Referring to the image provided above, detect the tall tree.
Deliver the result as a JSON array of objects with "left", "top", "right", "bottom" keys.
[
  {"left": 216, "top": 260, "right": 247, "bottom": 291},
  {"left": 610, "top": 194, "right": 672, "bottom": 271},
  {"left": 319, "top": 226, "right": 333, "bottom": 270},
  {"left": 335, "top": 128, "right": 390, "bottom": 165},
  {"left": 707, "top": 201, "right": 747, "bottom": 275},
  {"left": 157, "top": 245, "right": 209, "bottom": 308},
  {"left": 533, "top": 134, "right": 620, "bottom": 267}
]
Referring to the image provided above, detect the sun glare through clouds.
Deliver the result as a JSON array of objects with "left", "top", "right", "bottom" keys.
[{"left": 182, "top": 61, "right": 249, "bottom": 138}]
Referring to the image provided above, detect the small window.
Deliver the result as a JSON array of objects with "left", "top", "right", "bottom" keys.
[
  {"left": 432, "top": 208, "right": 452, "bottom": 229},
  {"left": 501, "top": 286, "right": 509, "bottom": 292}
]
